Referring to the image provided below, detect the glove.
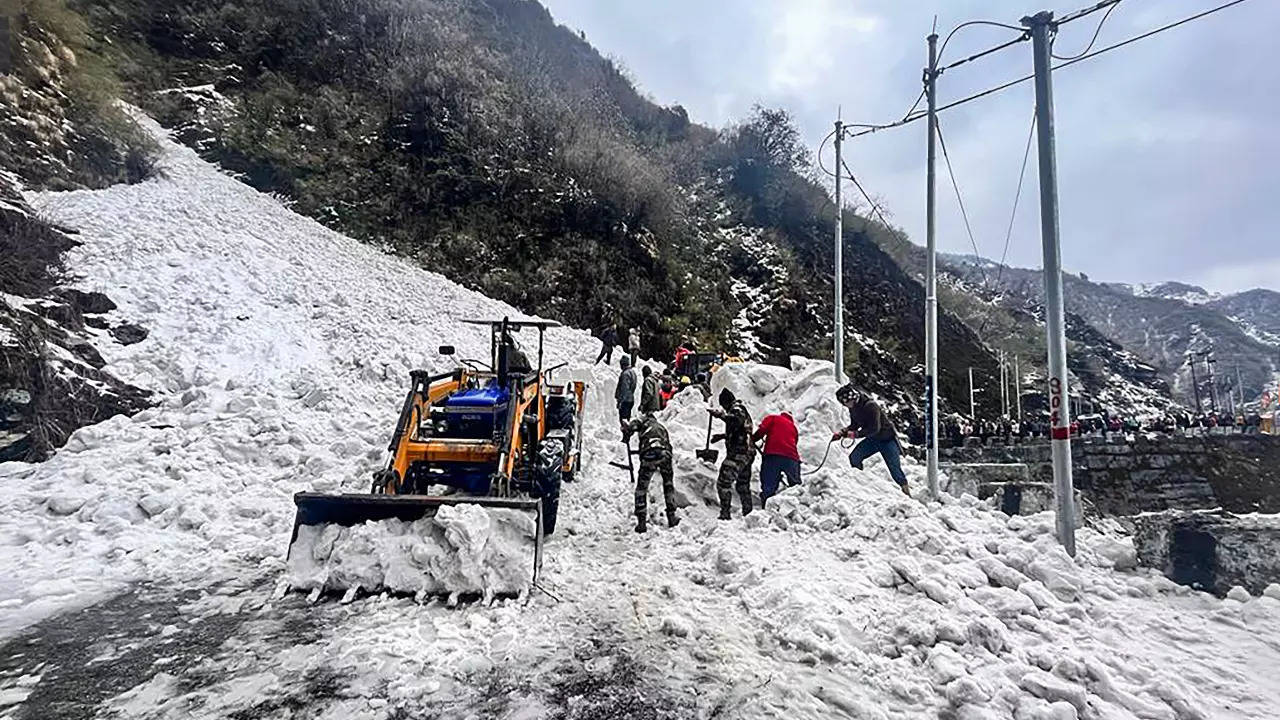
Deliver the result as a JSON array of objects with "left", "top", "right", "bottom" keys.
[
  {"left": 710, "top": 433, "right": 725, "bottom": 443},
  {"left": 831, "top": 430, "right": 844, "bottom": 441}
]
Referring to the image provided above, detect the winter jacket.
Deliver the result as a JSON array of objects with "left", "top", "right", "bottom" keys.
[
  {"left": 845, "top": 397, "right": 896, "bottom": 442},
  {"left": 616, "top": 367, "right": 637, "bottom": 408},
  {"left": 713, "top": 401, "right": 754, "bottom": 454},
  {"left": 628, "top": 328, "right": 641, "bottom": 352},
  {"left": 640, "top": 374, "right": 661, "bottom": 413},
  {"left": 623, "top": 414, "right": 672, "bottom": 461},
  {"left": 753, "top": 412, "right": 799, "bottom": 462},
  {"left": 600, "top": 327, "right": 618, "bottom": 348}
]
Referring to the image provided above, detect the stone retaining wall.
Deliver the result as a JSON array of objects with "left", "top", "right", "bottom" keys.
[
  {"left": 1131, "top": 511, "right": 1280, "bottom": 596},
  {"left": 940, "top": 434, "right": 1280, "bottom": 514}
]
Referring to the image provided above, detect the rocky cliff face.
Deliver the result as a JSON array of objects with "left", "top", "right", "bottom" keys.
[{"left": 0, "top": 180, "right": 150, "bottom": 461}]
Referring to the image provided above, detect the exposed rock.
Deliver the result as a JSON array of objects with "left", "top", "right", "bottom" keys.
[{"left": 111, "top": 322, "right": 149, "bottom": 345}]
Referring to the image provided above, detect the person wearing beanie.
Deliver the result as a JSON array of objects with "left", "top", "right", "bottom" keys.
[
  {"left": 616, "top": 355, "right": 637, "bottom": 425},
  {"left": 709, "top": 387, "right": 756, "bottom": 519},
  {"left": 833, "top": 383, "right": 909, "bottom": 495}
]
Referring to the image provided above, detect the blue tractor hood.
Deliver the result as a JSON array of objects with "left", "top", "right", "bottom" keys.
[{"left": 443, "top": 383, "right": 510, "bottom": 409}]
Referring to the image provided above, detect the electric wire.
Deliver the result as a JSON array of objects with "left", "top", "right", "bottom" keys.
[
  {"left": 934, "top": 117, "right": 987, "bottom": 286},
  {"left": 1053, "top": 0, "right": 1121, "bottom": 60},
  {"left": 979, "top": 109, "right": 1038, "bottom": 336},
  {"left": 936, "top": 19, "right": 1026, "bottom": 64},
  {"left": 995, "top": 111, "right": 1037, "bottom": 291},
  {"left": 839, "top": 156, "right": 894, "bottom": 232},
  {"left": 937, "top": 32, "right": 1029, "bottom": 75},
  {"left": 1056, "top": 0, "right": 1122, "bottom": 27},
  {"left": 839, "top": 0, "right": 1253, "bottom": 142}
]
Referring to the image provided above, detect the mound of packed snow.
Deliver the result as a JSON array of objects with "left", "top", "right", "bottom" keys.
[
  {"left": 3, "top": 113, "right": 1278, "bottom": 719},
  {"left": 286, "top": 505, "right": 538, "bottom": 600}
]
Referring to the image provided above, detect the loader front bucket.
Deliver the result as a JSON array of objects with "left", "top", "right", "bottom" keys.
[{"left": 286, "top": 493, "right": 543, "bottom": 599}]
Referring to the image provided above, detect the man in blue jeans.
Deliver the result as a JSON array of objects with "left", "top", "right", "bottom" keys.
[{"left": 833, "top": 383, "right": 910, "bottom": 496}]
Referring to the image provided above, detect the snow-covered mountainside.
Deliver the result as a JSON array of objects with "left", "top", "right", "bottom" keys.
[
  {"left": 1131, "top": 282, "right": 1219, "bottom": 306},
  {"left": 3, "top": 121, "right": 1280, "bottom": 719},
  {"left": 945, "top": 256, "right": 1280, "bottom": 408},
  {"left": 1207, "top": 288, "right": 1280, "bottom": 349}
]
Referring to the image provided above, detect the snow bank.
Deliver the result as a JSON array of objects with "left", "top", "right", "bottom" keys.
[
  {"left": 3, "top": 111, "right": 600, "bottom": 633},
  {"left": 286, "top": 505, "right": 538, "bottom": 599}
]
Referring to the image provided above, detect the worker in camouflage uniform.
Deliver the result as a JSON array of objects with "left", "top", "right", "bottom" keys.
[
  {"left": 709, "top": 388, "right": 754, "bottom": 520},
  {"left": 622, "top": 412, "right": 680, "bottom": 533}
]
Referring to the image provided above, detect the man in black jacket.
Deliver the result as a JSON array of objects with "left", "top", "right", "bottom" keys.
[
  {"left": 616, "top": 356, "right": 637, "bottom": 424},
  {"left": 595, "top": 325, "right": 618, "bottom": 365},
  {"left": 710, "top": 388, "right": 755, "bottom": 519},
  {"left": 833, "top": 383, "right": 910, "bottom": 495}
]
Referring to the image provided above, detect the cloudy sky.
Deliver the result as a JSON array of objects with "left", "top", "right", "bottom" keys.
[{"left": 540, "top": 0, "right": 1276, "bottom": 294}]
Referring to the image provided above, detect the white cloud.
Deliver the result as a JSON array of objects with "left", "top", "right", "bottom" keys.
[
  {"left": 763, "top": 0, "right": 881, "bottom": 94},
  {"left": 1197, "top": 258, "right": 1280, "bottom": 295}
]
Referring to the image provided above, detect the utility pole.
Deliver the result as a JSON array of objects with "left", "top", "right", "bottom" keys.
[
  {"left": 1236, "top": 362, "right": 1245, "bottom": 408},
  {"left": 924, "top": 32, "right": 940, "bottom": 500},
  {"left": 1188, "top": 353, "right": 1202, "bottom": 413},
  {"left": 999, "top": 350, "right": 1007, "bottom": 418},
  {"left": 833, "top": 118, "right": 845, "bottom": 385},
  {"left": 1206, "top": 353, "right": 1218, "bottom": 413},
  {"left": 1025, "top": 11, "right": 1075, "bottom": 556},
  {"left": 969, "top": 366, "right": 976, "bottom": 419},
  {"left": 1015, "top": 354, "right": 1022, "bottom": 422}
]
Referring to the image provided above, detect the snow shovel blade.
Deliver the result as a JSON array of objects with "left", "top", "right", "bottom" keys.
[
  {"left": 696, "top": 447, "right": 719, "bottom": 463},
  {"left": 287, "top": 492, "right": 543, "bottom": 598}
]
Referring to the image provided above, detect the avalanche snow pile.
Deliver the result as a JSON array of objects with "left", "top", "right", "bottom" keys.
[
  {"left": 286, "top": 505, "right": 538, "bottom": 600},
  {"left": 1, "top": 115, "right": 1277, "bottom": 719}
]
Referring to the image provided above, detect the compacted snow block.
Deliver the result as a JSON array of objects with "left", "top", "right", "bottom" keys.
[{"left": 287, "top": 503, "right": 538, "bottom": 598}]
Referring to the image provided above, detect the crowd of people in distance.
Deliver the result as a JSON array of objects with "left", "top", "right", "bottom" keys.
[{"left": 935, "top": 407, "right": 1278, "bottom": 448}]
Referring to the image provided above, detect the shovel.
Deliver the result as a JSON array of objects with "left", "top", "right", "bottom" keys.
[
  {"left": 696, "top": 412, "right": 719, "bottom": 463},
  {"left": 608, "top": 437, "right": 637, "bottom": 486}
]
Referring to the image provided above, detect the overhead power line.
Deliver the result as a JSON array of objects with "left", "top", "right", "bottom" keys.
[
  {"left": 1053, "top": 0, "right": 1121, "bottom": 60},
  {"left": 838, "top": 0, "right": 1253, "bottom": 142},
  {"left": 1056, "top": 0, "right": 1122, "bottom": 27},
  {"left": 994, "top": 111, "right": 1038, "bottom": 291},
  {"left": 838, "top": 157, "right": 896, "bottom": 234},
  {"left": 934, "top": 118, "right": 987, "bottom": 285}
]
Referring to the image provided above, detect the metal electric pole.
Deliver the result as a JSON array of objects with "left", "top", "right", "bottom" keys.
[
  {"left": 1236, "top": 362, "right": 1245, "bottom": 410},
  {"left": 1207, "top": 353, "right": 1218, "bottom": 413},
  {"left": 969, "top": 366, "right": 976, "bottom": 419},
  {"left": 833, "top": 119, "right": 845, "bottom": 385},
  {"left": 999, "top": 350, "right": 1008, "bottom": 418},
  {"left": 1015, "top": 354, "right": 1022, "bottom": 422},
  {"left": 924, "top": 32, "right": 940, "bottom": 500},
  {"left": 1188, "top": 354, "right": 1202, "bottom": 413},
  {"left": 1025, "top": 11, "right": 1075, "bottom": 556}
]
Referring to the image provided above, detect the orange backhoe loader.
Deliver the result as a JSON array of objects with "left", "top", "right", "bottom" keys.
[{"left": 287, "top": 318, "right": 586, "bottom": 596}]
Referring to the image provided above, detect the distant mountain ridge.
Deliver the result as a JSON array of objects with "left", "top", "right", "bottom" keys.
[{"left": 942, "top": 253, "right": 1280, "bottom": 409}]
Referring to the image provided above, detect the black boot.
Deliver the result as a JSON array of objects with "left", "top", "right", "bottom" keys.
[
  {"left": 666, "top": 509, "right": 680, "bottom": 528},
  {"left": 718, "top": 507, "right": 731, "bottom": 521},
  {"left": 635, "top": 517, "right": 647, "bottom": 533}
]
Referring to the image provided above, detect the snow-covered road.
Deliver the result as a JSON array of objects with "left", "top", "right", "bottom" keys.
[{"left": 2, "top": 117, "right": 1279, "bottom": 719}]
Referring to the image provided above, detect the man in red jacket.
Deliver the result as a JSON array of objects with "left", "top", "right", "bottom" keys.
[{"left": 753, "top": 410, "right": 800, "bottom": 507}]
